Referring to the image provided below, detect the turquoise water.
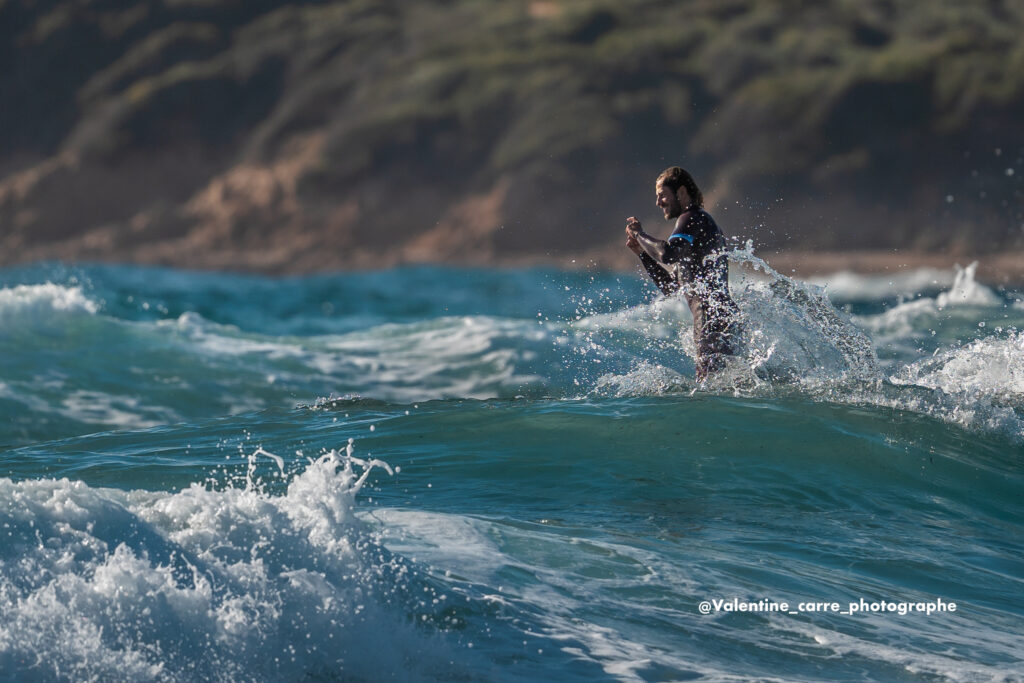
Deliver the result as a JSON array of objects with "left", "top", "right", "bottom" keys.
[{"left": 1, "top": 258, "right": 1022, "bottom": 681}]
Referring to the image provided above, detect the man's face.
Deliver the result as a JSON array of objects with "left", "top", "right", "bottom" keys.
[{"left": 655, "top": 182, "right": 683, "bottom": 220}]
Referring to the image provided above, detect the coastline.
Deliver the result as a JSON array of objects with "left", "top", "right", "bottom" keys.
[
  {"left": 576, "top": 247, "right": 1024, "bottom": 287},
  {"left": 4, "top": 245, "right": 1024, "bottom": 286},
  {"left": 748, "top": 249, "right": 1024, "bottom": 286}
]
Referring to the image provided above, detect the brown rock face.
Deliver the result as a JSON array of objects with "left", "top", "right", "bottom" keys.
[{"left": 404, "top": 179, "right": 510, "bottom": 263}]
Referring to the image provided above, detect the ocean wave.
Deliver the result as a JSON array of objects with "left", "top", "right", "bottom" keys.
[
  {"left": 370, "top": 507, "right": 708, "bottom": 680},
  {"left": 0, "top": 445, "right": 464, "bottom": 681},
  {"left": 57, "top": 390, "right": 181, "bottom": 431},
  {"left": 1, "top": 263, "right": 1020, "bottom": 448},
  {"left": 368, "top": 496, "right": 1022, "bottom": 682},
  {"left": 808, "top": 267, "right": 957, "bottom": 303},
  {"left": 584, "top": 253, "right": 1024, "bottom": 442},
  {"left": 2, "top": 390, "right": 1021, "bottom": 680},
  {"left": 878, "top": 330, "right": 1024, "bottom": 439},
  {"left": 592, "top": 361, "right": 691, "bottom": 396},
  {"left": 2, "top": 263, "right": 1021, "bottom": 681},
  {"left": 178, "top": 312, "right": 555, "bottom": 402},
  {"left": 0, "top": 309, "right": 565, "bottom": 446},
  {"left": 589, "top": 249, "right": 881, "bottom": 396},
  {"left": 853, "top": 262, "right": 1004, "bottom": 340},
  {"left": 0, "top": 282, "right": 98, "bottom": 325},
  {"left": 896, "top": 330, "right": 1024, "bottom": 402}
]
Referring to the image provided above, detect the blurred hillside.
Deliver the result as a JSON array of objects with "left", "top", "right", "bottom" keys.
[{"left": 1, "top": 0, "right": 1023, "bottom": 272}]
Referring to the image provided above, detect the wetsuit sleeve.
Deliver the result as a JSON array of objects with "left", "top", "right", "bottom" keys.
[
  {"left": 634, "top": 230, "right": 693, "bottom": 266},
  {"left": 664, "top": 232, "right": 696, "bottom": 263},
  {"left": 638, "top": 252, "right": 680, "bottom": 296}
]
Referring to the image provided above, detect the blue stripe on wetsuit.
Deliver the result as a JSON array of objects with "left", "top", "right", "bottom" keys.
[{"left": 669, "top": 233, "right": 694, "bottom": 244}]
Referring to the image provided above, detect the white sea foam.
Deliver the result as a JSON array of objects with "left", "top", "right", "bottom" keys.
[
  {"left": 592, "top": 249, "right": 881, "bottom": 397},
  {"left": 3, "top": 305, "right": 559, "bottom": 438},
  {"left": 878, "top": 331, "right": 1024, "bottom": 439},
  {"left": 855, "top": 262, "right": 1003, "bottom": 340},
  {"left": 593, "top": 361, "right": 691, "bottom": 396},
  {"left": 896, "top": 331, "right": 1024, "bottom": 401},
  {"left": 799, "top": 262, "right": 1024, "bottom": 440},
  {"left": 570, "top": 296, "right": 696, "bottom": 394},
  {"left": 0, "top": 283, "right": 98, "bottom": 324},
  {"left": 573, "top": 296, "right": 689, "bottom": 340},
  {"left": 808, "top": 268, "right": 957, "bottom": 302},
  {"left": 776, "top": 617, "right": 1024, "bottom": 682},
  {"left": 321, "top": 316, "right": 548, "bottom": 398},
  {"left": 733, "top": 272, "right": 880, "bottom": 386},
  {"left": 0, "top": 379, "right": 184, "bottom": 436},
  {"left": 58, "top": 390, "right": 181, "bottom": 430},
  {"left": 164, "top": 312, "right": 552, "bottom": 402},
  {"left": 935, "top": 262, "right": 1001, "bottom": 309},
  {"left": 0, "top": 447, "right": 465, "bottom": 681},
  {"left": 740, "top": 260, "right": 1023, "bottom": 439},
  {"left": 587, "top": 251, "right": 1024, "bottom": 441}
]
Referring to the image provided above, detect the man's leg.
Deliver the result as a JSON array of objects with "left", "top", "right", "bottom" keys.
[{"left": 694, "top": 311, "right": 734, "bottom": 381}]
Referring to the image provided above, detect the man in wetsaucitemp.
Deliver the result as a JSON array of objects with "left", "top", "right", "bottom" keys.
[{"left": 625, "top": 166, "right": 740, "bottom": 381}]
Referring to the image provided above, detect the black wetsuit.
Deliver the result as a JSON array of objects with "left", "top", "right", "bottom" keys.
[{"left": 635, "top": 206, "right": 739, "bottom": 380}]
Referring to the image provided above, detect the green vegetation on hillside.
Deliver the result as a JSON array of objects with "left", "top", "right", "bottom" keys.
[{"left": 1, "top": 0, "right": 1022, "bottom": 269}]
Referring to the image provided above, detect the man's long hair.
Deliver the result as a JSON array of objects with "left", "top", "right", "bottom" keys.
[{"left": 656, "top": 167, "right": 703, "bottom": 208}]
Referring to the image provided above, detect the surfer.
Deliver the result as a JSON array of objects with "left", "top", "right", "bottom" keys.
[{"left": 625, "top": 166, "right": 740, "bottom": 381}]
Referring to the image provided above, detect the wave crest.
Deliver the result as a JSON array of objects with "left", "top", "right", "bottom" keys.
[
  {"left": 0, "top": 445, "right": 459, "bottom": 681},
  {"left": 0, "top": 283, "right": 98, "bottom": 325}
]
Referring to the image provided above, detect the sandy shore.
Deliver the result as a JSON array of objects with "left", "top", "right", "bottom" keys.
[
  {"left": 755, "top": 250, "right": 1024, "bottom": 284},
  {"left": 6, "top": 243, "right": 1024, "bottom": 286},
  {"left": 577, "top": 247, "right": 1024, "bottom": 286}
]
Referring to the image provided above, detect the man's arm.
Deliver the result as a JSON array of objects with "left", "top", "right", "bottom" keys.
[
  {"left": 626, "top": 217, "right": 691, "bottom": 265},
  {"left": 639, "top": 252, "right": 680, "bottom": 296},
  {"left": 626, "top": 222, "right": 680, "bottom": 296}
]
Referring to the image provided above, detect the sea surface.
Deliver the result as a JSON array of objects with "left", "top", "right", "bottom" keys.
[{"left": 0, "top": 255, "right": 1022, "bottom": 681}]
